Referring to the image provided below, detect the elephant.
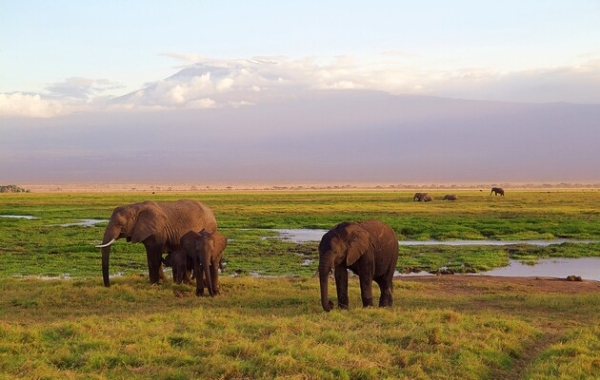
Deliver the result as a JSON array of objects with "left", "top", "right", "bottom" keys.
[
  {"left": 318, "top": 219, "right": 399, "bottom": 312},
  {"left": 95, "top": 199, "right": 217, "bottom": 287},
  {"left": 163, "top": 249, "right": 192, "bottom": 284},
  {"left": 414, "top": 192, "right": 433, "bottom": 202},
  {"left": 442, "top": 194, "right": 457, "bottom": 201},
  {"left": 180, "top": 229, "right": 227, "bottom": 297},
  {"left": 490, "top": 187, "right": 505, "bottom": 196}
]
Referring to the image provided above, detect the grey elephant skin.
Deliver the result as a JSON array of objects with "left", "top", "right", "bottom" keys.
[
  {"left": 96, "top": 199, "right": 217, "bottom": 287},
  {"left": 414, "top": 192, "right": 433, "bottom": 202},
  {"left": 318, "top": 219, "right": 399, "bottom": 312},
  {"left": 490, "top": 187, "right": 505, "bottom": 196},
  {"left": 442, "top": 194, "right": 457, "bottom": 200},
  {"left": 180, "top": 230, "right": 227, "bottom": 297},
  {"left": 163, "top": 249, "right": 192, "bottom": 284}
]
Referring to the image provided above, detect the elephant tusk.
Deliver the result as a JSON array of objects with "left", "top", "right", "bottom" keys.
[{"left": 95, "top": 238, "right": 116, "bottom": 248}]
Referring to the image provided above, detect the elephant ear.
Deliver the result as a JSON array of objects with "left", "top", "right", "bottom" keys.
[
  {"left": 212, "top": 232, "right": 228, "bottom": 261},
  {"left": 345, "top": 225, "right": 371, "bottom": 266},
  {"left": 131, "top": 207, "right": 167, "bottom": 243}
]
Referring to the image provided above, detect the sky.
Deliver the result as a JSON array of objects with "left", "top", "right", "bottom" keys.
[{"left": 1, "top": 1, "right": 600, "bottom": 184}]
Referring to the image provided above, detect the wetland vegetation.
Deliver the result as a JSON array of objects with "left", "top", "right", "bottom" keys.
[{"left": 1, "top": 189, "right": 600, "bottom": 379}]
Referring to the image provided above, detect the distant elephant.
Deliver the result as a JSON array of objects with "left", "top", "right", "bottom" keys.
[
  {"left": 490, "top": 187, "right": 505, "bottom": 196},
  {"left": 442, "top": 194, "right": 457, "bottom": 201},
  {"left": 413, "top": 192, "right": 432, "bottom": 202},
  {"left": 180, "top": 229, "right": 227, "bottom": 297},
  {"left": 163, "top": 249, "right": 192, "bottom": 284},
  {"left": 96, "top": 199, "right": 217, "bottom": 287},
  {"left": 318, "top": 219, "right": 399, "bottom": 312}
]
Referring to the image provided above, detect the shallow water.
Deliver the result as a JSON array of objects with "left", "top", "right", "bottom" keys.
[
  {"left": 473, "top": 258, "right": 600, "bottom": 281},
  {"left": 58, "top": 219, "right": 107, "bottom": 227},
  {"left": 275, "top": 229, "right": 600, "bottom": 280},
  {"left": 0, "top": 215, "right": 37, "bottom": 220},
  {"left": 274, "top": 228, "right": 597, "bottom": 246}
]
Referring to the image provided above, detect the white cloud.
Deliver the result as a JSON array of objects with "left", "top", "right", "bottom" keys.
[
  {"left": 0, "top": 92, "right": 66, "bottom": 118},
  {"left": 3, "top": 55, "right": 600, "bottom": 118}
]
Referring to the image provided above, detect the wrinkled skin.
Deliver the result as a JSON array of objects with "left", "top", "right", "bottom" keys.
[
  {"left": 490, "top": 187, "right": 505, "bottom": 196},
  {"left": 163, "top": 249, "right": 192, "bottom": 284},
  {"left": 442, "top": 194, "right": 457, "bottom": 201},
  {"left": 414, "top": 192, "right": 433, "bottom": 202},
  {"left": 97, "top": 199, "right": 217, "bottom": 287},
  {"left": 180, "top": 230, "right": 227, "bottom": 297},
  {"left": 318, "top": 219, "right": 399, "bottom": 312}
]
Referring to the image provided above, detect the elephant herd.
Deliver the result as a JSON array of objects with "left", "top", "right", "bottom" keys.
[
  {"left": 96, "top": 199, "right": 399, "bottom": 312},
  {"left": 414, "top": 187, "right": 505, "bottom": 202},
  {"left": 96, "top": 190, "right": 504, "bottom": 311}
]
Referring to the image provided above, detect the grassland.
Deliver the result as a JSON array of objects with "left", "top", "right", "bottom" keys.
[{"left": 1, "top": 189, "right": 600, "bottom": 379}]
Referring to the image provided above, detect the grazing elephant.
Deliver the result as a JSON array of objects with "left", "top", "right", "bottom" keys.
[
  {"left": 490, "top": 187, "right": 505, "bottom": 196},
  {"left": 442, "top": 194, "right": 457, "bottom": 201},
  {"left": 163, "top": 249, "right": 192, "bottom": 284},
  {"left": 318, "top": 219, "right": 399, "bottom": 312},
  {"left": 180, "top": 230, "right": 227, "bottom": 297},
  {"left": 96, "top": 199, "right": 217, "bottom": 287},
  {"left": 414, "top": 192, "right": 433, "bottom": 202}
]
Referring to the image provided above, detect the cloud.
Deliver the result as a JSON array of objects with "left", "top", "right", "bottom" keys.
[
  {"left": 3, "top": 55, "right": 600, "bottom": 117},
  {"left": 45, "top": 77, "right": 124, "bottom": 99},
  {"left": 0, "top": 92, "right": 66, "bottom": 118}
]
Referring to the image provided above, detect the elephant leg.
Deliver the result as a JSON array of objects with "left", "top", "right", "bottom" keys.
[
  {"left": 144, "top": 244, "right": 164, "bottom": 284},
  {"left": 375, "top": 277, "right": 393, "bottom": 307},
  {"left": 358, "top": 276, "right": 374, "bottom": 308},
  {"left": 210, "top": 261, "right": 220, "bottom": 295},
  {"left": 334, "top": 266, "right": 349, "bottom": 309}
]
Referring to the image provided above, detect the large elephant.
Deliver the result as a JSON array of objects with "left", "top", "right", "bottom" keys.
[
  {"left": 318, "top": 219, "right": 399, "bottom": 312},
  {"left": 180, "top": 229, "right": 227, "bottom": 297},
  {"left": 96, "top": 199, "right": 217, "bottom": 287},
  {"left": 490, "top": 187, "right": 505, "bottom": 196},
  {"left": 414, "top": 192, "right": 432, "bottom": 202}
]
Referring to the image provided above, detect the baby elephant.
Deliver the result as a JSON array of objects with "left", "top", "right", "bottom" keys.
[
  {"left": 180, "top": 230, "right": 228, "bottom": 297},
  {"left": 163, "top": 249, "right": 192, "bottom": 284}
]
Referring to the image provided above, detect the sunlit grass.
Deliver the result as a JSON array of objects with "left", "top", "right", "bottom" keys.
[
  {"left": 1, "top": 189, "right": 600, "bottom": 378},
  {"left": 0, "top": 276, "right": 576, "bottom": 379}
]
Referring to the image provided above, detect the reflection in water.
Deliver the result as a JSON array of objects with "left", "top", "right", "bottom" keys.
[
  {"left": 0, "top": 215, "right": 37, "bottom": 220},
  {"left": 473, "top": 258, "right": 600, "bottom": 281}
]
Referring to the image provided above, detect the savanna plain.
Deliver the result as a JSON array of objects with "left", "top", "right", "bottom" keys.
[{"left": 1, "top": 189, "right": 600, "bottom": 379}]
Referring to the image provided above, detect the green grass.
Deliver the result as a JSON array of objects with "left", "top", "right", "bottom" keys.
[{"left": 1, "top": 189, "right": 600, "bottom": 379}]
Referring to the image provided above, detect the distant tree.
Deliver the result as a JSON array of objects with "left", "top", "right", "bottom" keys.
[{"left": 0, "top": 185, "right": 29, "bottom": 193}]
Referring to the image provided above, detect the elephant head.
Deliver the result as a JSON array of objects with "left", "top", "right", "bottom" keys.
[
  {"left": 96, "top": 202, "right": 168, "bottom": 287},
  {"left": 318, "top": 222, "right": 372, "bottom": 312}
]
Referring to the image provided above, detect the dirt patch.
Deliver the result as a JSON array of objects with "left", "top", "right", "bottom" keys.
[{"left": 398, "top": 275, "right": 600, "bottom": 295}]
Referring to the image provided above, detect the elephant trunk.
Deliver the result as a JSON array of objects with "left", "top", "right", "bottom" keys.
[
  {"left": 202, "top": 254, "right": 214, "bottom": 297},
  {"left": 319, "top": 258, "right": 334, "bottom": 312},
  {"left": 99, "top": 227, "right": 119, "bottom": 287}
]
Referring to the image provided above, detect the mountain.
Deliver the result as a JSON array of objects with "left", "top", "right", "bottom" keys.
[{"left": 1, "top": 91, "right": 599, "bottom": 184}]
